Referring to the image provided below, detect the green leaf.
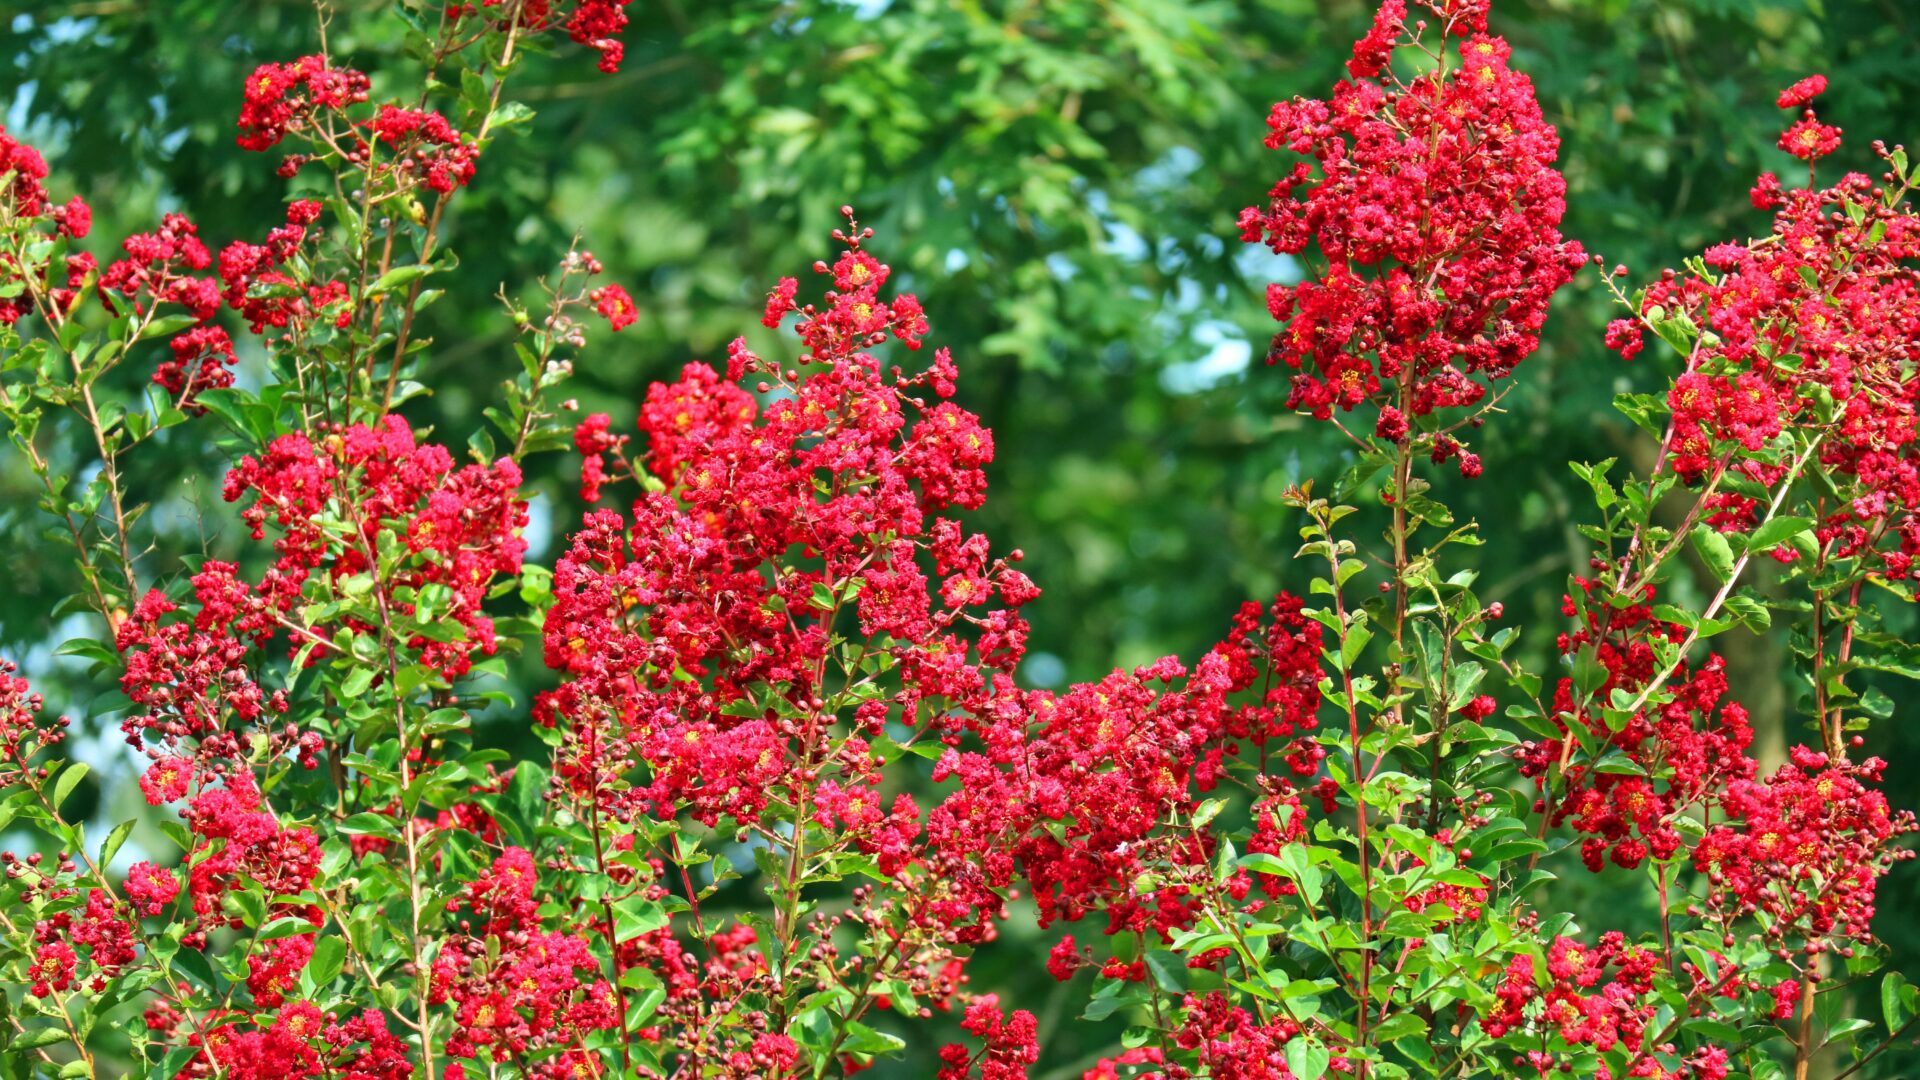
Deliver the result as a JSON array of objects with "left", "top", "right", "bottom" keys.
[
  {"left": 336, "top": 812, "right": 401, "bottom": 839},
  {"left": 54, "top": 637, "right": 119, "bottom": 666},
  {"left": 100, "top": 819, "right": 136, "bottom": 868},
  {"left": 229, "top": 888, "right": 266, "bottom": 929},
  {"left": 1341, "top": 623, "right": 1373, "bottom": 668},
  {"left": 1690, "top": 525, "right": 1735, "bottom": 583},
  {"left": 1240, "top": 852, "right": 1288, "bottom": 876},
  {"left": 1723, "top": 594, "right": 1771, "bottom": 632},
  {"left": 615, "top": 897, "right": 669, "bottom": 942},
  {"left": 1613, "top": 392, "right": 1666, "bottom": 436},
  {"left": 258, "top": 915, "right": 315, "bottom": 940},
  {"left": 459, "top": 67, "right": 489, "bottom": 112},
  {"left": 1285, "top": 1037, "right": 1331, "bottom": 1080},
  {"left": 1479, "top": 836, "right": 1547, "bottom": 863},
  {"left": 8, "top": 1027, "right": 71, "bottom": 1050},
  {"left": 1144, "top": 950, "right": 1189, "bottom": 993},
  {"left": 1571, "top": 458, "right": 1618, "bottom": 510},
  {"left": 1334, "top": 453, "right": 1389, "bottom": 500},
  {"left": 189, "top": 388, "right": 255, "bottom": 440},
  {"left": 368, "top": 264, "right": 433, "bottom": 296},
  {"left": 489, "top": 101, "right": 535, "bottom": 130},
  {"left": 1827, "top": 1016, "right": 1875, "bottom": 1045},
  {"left": 49, "top": 762, "right": 89, "bottom": 811},
  {"left": 1592, "top": 750, "right": 1647, "bottom": 776},
  {"left": 339, "top": 665, "right": 376, "bottom": 698},
  {"left": 172, "top": 948, "right": 218, "bottom": 991},
  {"left": 308, "top": 936, "right": 347, "bottom": 987},
  {"left": 1572, "top": 645, "right": 1608, "bottom": 700},
  {"left": 1648, "top": 308, "right": 1700, "bottom": 356},
  {"left": 508, "top": 761, "right": 549, "bottom": 834},
  {"left": 837, "top": 1021, "right": 906, "bottom": 1057},
  {"left": 1884, "top": 971, "right": 1914, "bottom": 1035},
  {"left": 1748, "top": 515, "right": 1813, "bottom": 552},
  {"left": 1372, "top": 1013, "right": 1426, "bottom": 1042},
  {"left": 138, "top": 313, "right": 204, "bottom": 341},
  {"left": 1083, "top": 985, "right": 1148, "bottom": 1022},
  {"left": 157, "top": 1046, "right": 200, "bottom": 1080}
]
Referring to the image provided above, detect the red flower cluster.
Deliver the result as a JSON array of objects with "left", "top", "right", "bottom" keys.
[
  {"left": 1780, "top": 116, "right": 1842, "bottom": 162},
  {"left": 539, "top": 222, "right": 1045, "bottom": 1070},
  {"left": 1166, "top": 991, "right": 1315, "bottom": 1080},
  {"left": 0, "top": 127, "right": 89, "bottom": 245},
  {"left": 540, "top": 227, "right": 1025, "bottom": 826},
  {"left": 1217, "top": 594, "right": 1328, "bottom": 763},
  {"left": 237, "top": 56, "right": 481, "bottom": 194},
  {"left": 368, "top": 107, "right": 479, "bottom": 195},
  {"left": 155, "top": 325, "right": 238, "bottom": 413},
  {"left": 432, "top": 849, "right": 619, "bottom": 1067},
  {"left": 1664, "top": 371, "right": 1784, "bottom": 484},
  {"left": 1694, "top": 746, "right": 1915, "bottom": 945},
  {"left": 154, "top": 1004, "right": 414, "bottom": 1080},
  {"left": 116, "top": 563, "right": 312, "bottom": 800},
  {"left": 1239, "top": 1, "right": 1584, "bottom": 460},
  {"left": 935, "top": 595, "right": 1322, "bottom": 947},
  {"left": 54, "top": 197, "right": 92, "bottom": 239},
  {"left": 1609, "top": 86, "right": 1920, "bottom": 576},
  {"left": 1482, "top": 933, "right": 1671, "bottom": 1065},
  {"left": 945, "top": 653, "right": 1240, "bottom": 933},
  {"left": 101, "top": 213, "right": 220, "bottom": 321},
  {"left": 0, "top": 657, "right": 65, "bottom": 786},
  {"left": 223, "top": 416, "right": 529, "bottom": 676},
  {"left": 452, "top": 0, "right": 634, "bottom": 74},
  {"left": 938, "top": 995, "right": 1039, "bottom": 1080},
  {"left": 178, "top": 773, "right": 322, "bottom": 949},
  {"left": 219, "top": 199, "right": 342, "bottom": 334},
  {"left": 28, "top": 939, "right": 77, "bottom": 999},
  {"left": 572, "top": 411, "right": 627, "bottom": 503},
  {"left": 566, "top": 0, "right": 633, "bottom": 74},
  {"left": 30, "top": 889, "right": 138, "bottom": 998},
  {"left": 1771, "top": 75, "right": 1843, "bottom": 163},
  {"left": 0, "top": 128, "right": 99, "bottom": 324},
  {"left": 125, "top": 861, "right": 182, "bottom": 916},
  {"left": 0, "top": 125, "right": 52, "bottom": 219},
  {"left": 1776, "top": 75, "right": 1828, "bottom": 110},
  {"left": 758, "top": 232, "right": 934, "bottom": 356},
  {"left": 236, "top": 55, "right": 372, "bottom": 152},
  {"left": 1480, "top": 930, "right": 1786, "bottom": 1079},
  {"left": 590, "top": 282, "right": 637, "bottom": 331},
  {"left": 1518, "top": 579, "right": 1756, "bottom": 871}
]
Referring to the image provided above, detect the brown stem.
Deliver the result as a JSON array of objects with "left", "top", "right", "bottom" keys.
[
  {"left": 1320, "top": 508, "right": 1375, "bottom": 1074},
  {"left": 588, "top": 797, "right": 635, "bottom": 1075},
  {"left": 334, "top": 486, "right": 439, "bottom": 1078},
  {"left": 1829, "top": 578, "right": 1865, "bottom": 758},
  {"left": 1794, "top": 971, "right": 1819, "bottom": 1080},
  {"left": 18, "top": 435, "right": 115, "bottom": 621},
  {"left": 382, "top": 18, "right": 524, "bottom": 413},
  {"left": 1614, "top": 438, "right": 1821, "bottom": 722}
]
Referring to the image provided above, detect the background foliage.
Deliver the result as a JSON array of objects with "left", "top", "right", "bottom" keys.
[{"left": 4, "top": 0, "right": 1919, "bottom": 1074}]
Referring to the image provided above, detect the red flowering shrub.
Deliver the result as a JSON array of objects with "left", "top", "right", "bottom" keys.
[
  {"left": 952, "top": 6, "right": 1920, "bottom": 1080},
  {"left": 529, "top": 219, "right": 1058, "bottom": 1072},
  {"left": 1238, "top": 0, "right": 1586, "bottom": 472},
  {"left": 2, "top": 0, "right": 1919, "bottom": 1078}
]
